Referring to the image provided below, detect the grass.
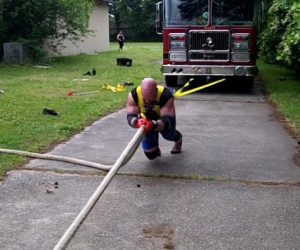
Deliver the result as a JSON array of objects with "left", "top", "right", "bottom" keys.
[
  {"left": 257, "top": 60, "right": 300, "bottom": 135},
  {"left": 0, "top": 44, "right": 299, "bottom": 178},
  {"left": 0, "top": 43, "right": 164, "bottom": 177}
]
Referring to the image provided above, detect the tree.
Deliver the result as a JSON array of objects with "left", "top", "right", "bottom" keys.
[
  {"left": 276, "top": 2, "right": 300, "bottom": 73},
  {"left": 259, "top": 0, "right": 300, "bottom": 74},
  {"left": 110, "top": 0, "right": 160, "bottom": 41},
  {"left": 110, "top": 0, "right": 121, "bottom": 37},
  {"left": 0, "top": 0, "right": 4, "bottom": 57},
  {"left": 259, "top": 0, "right": 292, "bottom": 63},
  {"left": 1, "top": 0, "right": 94, "bottom": 61}
]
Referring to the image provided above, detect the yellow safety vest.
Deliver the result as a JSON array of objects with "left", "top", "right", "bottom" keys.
[{"left": 136, "top": 85, "right": 164, "bottom": 118}]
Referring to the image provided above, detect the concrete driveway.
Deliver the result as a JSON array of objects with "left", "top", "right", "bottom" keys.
[{"left": 1, "top": 79, "right": 300, "bottom": 249}]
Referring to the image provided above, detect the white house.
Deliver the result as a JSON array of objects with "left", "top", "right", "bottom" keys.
[{"left": 46, "top": 0, "right": 111, "bottom": 56}]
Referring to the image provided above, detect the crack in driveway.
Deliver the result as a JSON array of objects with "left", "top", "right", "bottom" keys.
[{"left": 23, "top": 167, "right": 300, "bottom": 187}]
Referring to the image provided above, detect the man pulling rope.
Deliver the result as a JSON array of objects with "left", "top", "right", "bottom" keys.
[{"left": 126, "top": 78, "right": 183, "bottom": 160}]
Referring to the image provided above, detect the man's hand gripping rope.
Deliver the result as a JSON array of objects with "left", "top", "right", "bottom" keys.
[{"left": 135, "top": 118, "right": 157, "bottom": 134}]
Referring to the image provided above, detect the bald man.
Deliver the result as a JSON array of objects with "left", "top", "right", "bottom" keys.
[{"left": 126, "top": 78, "right": 182, "bottom": 160}]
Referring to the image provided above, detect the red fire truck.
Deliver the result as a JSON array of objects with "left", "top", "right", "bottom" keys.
[{"left": 155, "top": 0, "right": 265, "bottom": 87}]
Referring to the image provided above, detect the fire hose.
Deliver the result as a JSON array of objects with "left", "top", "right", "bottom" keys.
[{"left": 0, "top": 127, "right": 145, "bottom": 250}]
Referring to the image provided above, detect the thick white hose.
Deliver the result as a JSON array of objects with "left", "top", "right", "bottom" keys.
[
  {"left": 53, "top": 127, "right": 144, "bottom": 250},
  {"left": 0, "top": 127, "right": 145, "bottom": 249},
  {"left": 0, "top": 148, "right": 112, "bottom": 171}
]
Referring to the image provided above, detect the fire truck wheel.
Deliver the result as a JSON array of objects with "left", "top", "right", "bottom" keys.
[
  {"left": 231, "top": 76, "right": 254, "bottom": 90},
  {"left": 242, "top": 76, "right": 254, "bottom": 89},
  {"left": 165, "top": 76, "right": 178, "bottom": 87}
]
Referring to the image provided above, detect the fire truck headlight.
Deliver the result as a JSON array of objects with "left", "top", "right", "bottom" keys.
[
  {"left": 169, "top": 33, "right": 186, "bottom": 50},
  {"left": 169, "top": 52, "right": 187, "bottom": 62},
  {"left": 232, "top": 33, "right": 250, "bottom": 50},
  {"left": 170, "top": 41, "right": 186, "bottom": 50},
  {"left": 231, "top": 52, "right": 250, "bottom": 62}
]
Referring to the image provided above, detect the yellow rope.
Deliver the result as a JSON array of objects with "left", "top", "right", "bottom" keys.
[{"left": 174, "top": 78, "right": 226, "bottom": 98}]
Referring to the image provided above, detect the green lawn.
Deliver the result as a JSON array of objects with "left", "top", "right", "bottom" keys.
[
  {"left": 0, "top": 43, "right": 163, "bottom": 177},
  {"left": 0, "top": 43, "right": 299, "bottom": 178},
  {"left": 258, "top": 60, "right": 300, "bottom": 134}
]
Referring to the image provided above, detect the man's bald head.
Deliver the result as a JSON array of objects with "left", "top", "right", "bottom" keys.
[{"left": 141, "top": 78, "right": 158, "bottom": 102}]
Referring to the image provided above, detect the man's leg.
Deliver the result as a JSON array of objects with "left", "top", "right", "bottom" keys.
[
  {"left": 160, "top": 116, "right": 182, "bottom": 154},
  {"left": 170, "top": 132, "right": 182, "bottom": 154},
  {"left": 142, "top": 131, "right": 161, "bottom": 160}
]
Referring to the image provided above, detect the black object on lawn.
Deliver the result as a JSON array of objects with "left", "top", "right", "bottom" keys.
[
  {"left": 117, "top": 58, "right": 132, "bottom": 67},
  {"left": 43, "top": 108, "right": 58, "bottom": 116}
]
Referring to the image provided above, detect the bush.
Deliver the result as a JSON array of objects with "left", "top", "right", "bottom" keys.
[
  {"left": 0, "top": 0, "right": 93, "bottom": 62},
  {"left": 276, "top": 2, "right": 300, "bottom": 74},
  {"left": 259, "top": 0, "right": 300, "bottom": 74}
]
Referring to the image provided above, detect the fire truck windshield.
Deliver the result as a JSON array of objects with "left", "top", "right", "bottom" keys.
[
  {"left": 212, "top": 0, "right": 254, "bottom": 25},
  {"left": 164, "top": 0, "right": 254, "bottom": 26},
  {"left": 165, "top": 0, "right": 209, "bottom": 26}
]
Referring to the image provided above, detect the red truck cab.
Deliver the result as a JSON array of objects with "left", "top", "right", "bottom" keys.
[{"left": 156, "top": 0, "right": 265, "bottom": 87}]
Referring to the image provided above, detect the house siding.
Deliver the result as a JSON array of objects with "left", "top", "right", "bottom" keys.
[{"left": 46, "top": 3, "right": 110, "bottom": 56}]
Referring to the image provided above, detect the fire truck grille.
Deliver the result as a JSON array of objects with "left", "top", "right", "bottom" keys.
[
  {"left": 189, "top": 31, "right": 230, "bottom": 61},
  {"left": 189, "top": 52, "right": 229, "bottom": 61}
]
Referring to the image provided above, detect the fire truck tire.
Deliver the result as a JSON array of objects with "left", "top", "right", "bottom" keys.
[
  {"left": 243, "top": 76, "right": 254, "bottom": 89},
  {"left": 231, "top": 76, "right": 254, "bottom": 89},
  {"left": 165, "top": 76, "right": 178, "bottom": 87}
]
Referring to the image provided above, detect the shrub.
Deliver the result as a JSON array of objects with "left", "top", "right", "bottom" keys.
[
  {"left": 0, "top": 0, "right": 93, "bottom": 61},
  {"left": 259, "top": 0, "right": 300, "bottom": 74},
  {"left": 276, "top": 2, "right": 300, "bottom": 74}
]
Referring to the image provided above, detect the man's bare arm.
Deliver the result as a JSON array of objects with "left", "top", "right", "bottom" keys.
[
  {"left": 127, "top": 92, "right": 139, "bottom": 114},
  {"left": 126, "top": 92, "right": 140, "bottom": 127}
]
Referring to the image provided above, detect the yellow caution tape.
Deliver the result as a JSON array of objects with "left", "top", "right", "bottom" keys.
[
  {"left": 102, "top": 83, "right": 126, "bottom": 92},
  {"left": 174, "top": 78, "right": 226, "bottom": 98}
]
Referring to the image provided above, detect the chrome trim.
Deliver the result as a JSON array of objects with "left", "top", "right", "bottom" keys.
[
  {"left": 161, "top": 65, "right": 257, "bottom": 76},
  {"left": 190, "top": 50, "right": 229, "bottom": 53},
  {"left": 169, "top": 33, "right": 186, "bottom": 38},
  {"left": 189, "top": 51, "right": 230, "bottom": 62}
]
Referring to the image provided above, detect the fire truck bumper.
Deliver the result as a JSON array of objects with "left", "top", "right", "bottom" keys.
[{"left": 161, "top": 65, "right": 258, "bottom": 77}]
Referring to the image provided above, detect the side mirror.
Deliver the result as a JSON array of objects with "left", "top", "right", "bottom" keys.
[{"left": 155, "top": 2, "right": 163, "bottom": 35}]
